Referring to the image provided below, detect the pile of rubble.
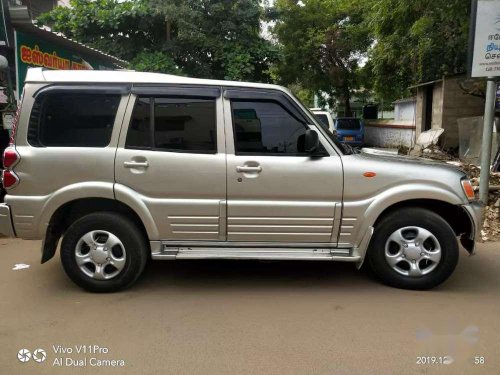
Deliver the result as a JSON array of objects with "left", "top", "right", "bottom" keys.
[
  {"left": 412, "top": 145, "right": 500, "bottom": 242},
  {"left": 466, "top": 165, "right": 500, "bottom": 242}
]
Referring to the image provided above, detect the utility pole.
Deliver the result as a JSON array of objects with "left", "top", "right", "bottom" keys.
[
  {"left": 469, "top": 0, "right": 500, "bottom": 205},
  {"left": 479, "top": 77, "right": 496, "bottom": 204}
]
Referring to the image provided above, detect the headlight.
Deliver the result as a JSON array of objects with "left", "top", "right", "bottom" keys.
[{"left": 461, "top": 179, "right": 475, "bottom": 201}]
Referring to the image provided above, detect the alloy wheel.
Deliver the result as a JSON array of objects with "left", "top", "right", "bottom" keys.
[
  {"left": 384, "top": 226, "right": 442, "bottom": 277},
  {"left": 75, "top": 230, "right": 127, "bottom": 280}
]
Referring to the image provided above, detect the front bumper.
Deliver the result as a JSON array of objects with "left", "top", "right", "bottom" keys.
[
  {"left": 461, "top": 201, "right": 484, "bottom": 254},
  {"left": 0, "top": 203, "right": 15, "bottom": 237}
]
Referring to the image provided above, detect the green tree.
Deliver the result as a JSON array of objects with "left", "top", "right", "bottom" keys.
[
  {"left": 38, "top": 0, "right": 277, "bottom": 81},
  {"left": 272, "top": 0, "right": 372, "bottom": 116},
  {"left": 368, "top": 0, "right": 471, "bottom": 99},
  {"left": 38, "top": 0, "right": 165, "bottom": 63},
  {"left": 129, "top": 51, "right": 183, "bottom": 74},
  {"left": 288, "top": 83, "right": 315, "bottom": 108},
  {"left": 148, "top": 0, "right": 278, "bottom": 81}
]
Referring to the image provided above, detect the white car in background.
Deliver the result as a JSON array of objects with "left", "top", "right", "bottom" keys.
[{"left": 310, "top": 108, "right": 335, "bottom": 133}]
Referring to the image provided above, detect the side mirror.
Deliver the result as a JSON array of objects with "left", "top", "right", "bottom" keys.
[{"left": 304, "top": 129, "right": 319, "bottom": 153}]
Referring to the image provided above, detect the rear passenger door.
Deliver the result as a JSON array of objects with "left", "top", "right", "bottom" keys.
[{"left": 115, "top": 86, "right": 227, "bottom": 241}]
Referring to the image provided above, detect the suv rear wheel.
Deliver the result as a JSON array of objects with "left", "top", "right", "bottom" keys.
[
  {"left": 367, "top": 208, "right": 459, "bottom": 290},
  {"left": 60, "top": 212, "right": 148, "bottom": 292}
]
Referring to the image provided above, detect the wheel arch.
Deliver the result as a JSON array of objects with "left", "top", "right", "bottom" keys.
[
  {"left": 41, "top": 197, "right": 151, "bottom": 263},
  {"left": 373, "top": 199, "right": 473, "bottom": 236},
  {"left": 372, "top": 199, "right": 474, "bottom": 253},
  {"left": 355, "top": 198, "right": 475, "bottom": 269}
]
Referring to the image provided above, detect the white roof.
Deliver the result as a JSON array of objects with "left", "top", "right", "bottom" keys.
[{"left": 25, "top": 67, "right": 286, "bottom": 91}]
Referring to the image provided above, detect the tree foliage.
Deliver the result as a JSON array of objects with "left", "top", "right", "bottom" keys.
[
  {"left": 368, "top": 0, "right": 471, "bottom": 99},
  {"left": 38, "top": 0, "right": 474, "bottom": 104},
  {"left": 38, "top": 0, "right": 277, "bottom": 81},
  {"left": 149, "top": 0, "right": 278, "bottom": 81},
  {"left": 129, "top": 51, "right": 183, "bottom": 74},
  {"left": 272, "top": 0, "right": 371, "bottom": 115},
  {"left": 38, "top": 0, "right": 164, "bottom": 62}
]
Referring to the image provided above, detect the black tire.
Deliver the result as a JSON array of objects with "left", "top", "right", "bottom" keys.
[
  {"left": 60, "top": 212, "right": 148, "bottom": 292},
  {"left": 367, "top": 208, "right": 459, "bottom": 290}
]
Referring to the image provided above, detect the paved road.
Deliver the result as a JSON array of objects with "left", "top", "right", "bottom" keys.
[{"left": 0, "top": 238, "right": 499, "bottom": 375}]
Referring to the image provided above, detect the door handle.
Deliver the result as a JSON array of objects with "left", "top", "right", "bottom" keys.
[
  {"left": 236, "top": 166, "right": 262, "bottom": 173},
  {"left": 124, "top": 161, "right": 149, "bottom": 168}
]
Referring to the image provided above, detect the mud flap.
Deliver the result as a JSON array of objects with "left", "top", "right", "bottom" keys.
[
  {"left": 41, "top": 224, "right": 61, "bottom": 263},
  {"left": 460, "top": 235, "right": 476, "bottom": 255}
]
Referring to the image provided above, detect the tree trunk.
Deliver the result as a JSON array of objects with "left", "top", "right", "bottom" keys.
[
  {"left": 166, "top": 18, "right": 171, "bottom": 42},
  {"left": 343, "top": 87, "right": 352, "bottom": 117}
]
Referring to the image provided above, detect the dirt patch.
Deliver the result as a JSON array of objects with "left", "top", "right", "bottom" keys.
[{"left": 461, "top": 163, "right": 500, "bottom": 242}]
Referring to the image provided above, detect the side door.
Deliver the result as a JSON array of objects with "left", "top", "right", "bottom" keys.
[
  {"left": 115, "top": 86, "right": 227, "bottom": 241},
  {"left": 223, "top": 89, "right": 343, "bottom": 244}
]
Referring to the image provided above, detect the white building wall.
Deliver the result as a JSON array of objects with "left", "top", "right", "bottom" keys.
[
  {"left": 394, "top": 101, "right": 416, "bottom": 121},
  {"left": 364, "top": 121, "right": 416, "bottom": 149}
]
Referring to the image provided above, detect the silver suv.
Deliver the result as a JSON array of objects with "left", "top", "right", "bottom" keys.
[{"left": 0, "top": 68, "right": 482, "bottom": 292}]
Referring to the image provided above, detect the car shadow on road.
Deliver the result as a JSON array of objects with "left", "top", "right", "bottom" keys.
[
  {"left": 128, "top": 247, "right": 496, "bottom": 294},
  {"left": 41, "top": 246, "right": 495, "bottom": 294},
  {"left": 133, "top": 259, "right": 382, "bottom": 292}
]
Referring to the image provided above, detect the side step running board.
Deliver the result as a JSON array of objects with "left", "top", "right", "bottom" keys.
[{"left": 151, "top": 246, "right": 360, "bottom": 262}]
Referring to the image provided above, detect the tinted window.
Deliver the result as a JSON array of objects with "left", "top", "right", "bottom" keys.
[
  {"left": 28, "top": 92, "right": 120, "bottom": 147},
  {"left": 232, "top": 100, "right": 314, "bottom": 155},
  {"left": 126, "top": 98, "right": 151, "bottom": 149},
  {"left": 314, "top": 114, "right": 329, "bottom": 127},
  {"left": 336, "top": 118, "right": 361, "bottom": 130},
  {"left": 154, "top": 98, "right": 216, "bottom": 153},
  {"left": 126, "top": 97, "right": 217, "bottom": 153}
]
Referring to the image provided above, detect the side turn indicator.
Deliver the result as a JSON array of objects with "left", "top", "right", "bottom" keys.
[{"left": 363, "top": 172, "right": 376, "bottom": 178}]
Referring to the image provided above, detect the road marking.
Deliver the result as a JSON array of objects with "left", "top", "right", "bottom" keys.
[{"left": 12, "top": 264, "right": 30, "bottom": 271}]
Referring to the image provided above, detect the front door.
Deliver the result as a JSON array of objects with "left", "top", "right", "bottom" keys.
[
  {"left": 223, "top": 89, "right": 343, "bottom": 244},
  {"left": 115, "top": 87, "right": 226, "bottom": 241}
]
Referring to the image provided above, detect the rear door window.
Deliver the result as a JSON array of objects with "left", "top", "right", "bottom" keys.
[
  {"left": 28, "top": 92, "right": 120, "bottom": 147},
  {"left": 126, "top": 96, "right": 217, "bottom": 154},
  {"left": 125, "top": 97, "right": 151, "bottom": 149}
]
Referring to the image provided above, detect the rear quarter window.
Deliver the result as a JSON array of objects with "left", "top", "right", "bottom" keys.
[{"left": 27, "top": 92, "right": 121, "bottom": 147}]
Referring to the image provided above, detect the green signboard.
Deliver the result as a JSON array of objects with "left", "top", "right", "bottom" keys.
[{"left": 15, "top": 30, "right": 115, "bottom": 98}]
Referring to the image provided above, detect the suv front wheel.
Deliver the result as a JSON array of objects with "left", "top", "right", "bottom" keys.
[
  {"left": 367, "top": 208, "right": 459, "bottom": 290},
  {"left": 60, "top": 212, "right": 148, "bottom": 292}
]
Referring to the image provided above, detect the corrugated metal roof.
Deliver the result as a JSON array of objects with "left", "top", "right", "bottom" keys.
[
  {"left": 13, "top": 21, "right": 128, "bottom": 67},
  {"left": 392, "top": 97, "right": 416, "bottom": 104},
  {"left": 408, "top": 73, "right": 467, "bottom": 89},
  {"left": 408, "top": 79, "right": 443, "bottom": 89}
]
